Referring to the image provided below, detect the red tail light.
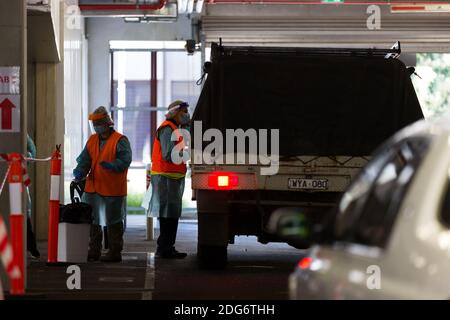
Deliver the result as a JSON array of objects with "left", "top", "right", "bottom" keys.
[
  {"left": 298, "top": 257, "right": 313, "bottom": 270},
  {"left": 208, "top": 173, "right": 239, "bottom": 190}
]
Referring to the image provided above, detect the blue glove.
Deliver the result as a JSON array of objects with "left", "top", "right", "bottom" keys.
[
  {"left": 100, "top": 161, "right": 114, "bottom": 170},
  {"left": 73, "top": 169, "right": 83, "bottom": 181}
]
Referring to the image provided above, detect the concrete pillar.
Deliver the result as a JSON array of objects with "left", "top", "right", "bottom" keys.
[
  {"left": 35, "top": 4, "right": 65, "bottom": 241},
  {"left": 0, "top": 0, "right": 27, "bottom": 292},
  {"left": 36, "top": 6, "right": 65, "bottom": 240},
  {"left": 35, "top": 63, "right": 64, "bottom": 240}
]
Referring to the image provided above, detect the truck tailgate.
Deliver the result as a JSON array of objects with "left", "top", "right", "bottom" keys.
[{"left": 191, "top": 156, "right": 369, "bottom": 192}]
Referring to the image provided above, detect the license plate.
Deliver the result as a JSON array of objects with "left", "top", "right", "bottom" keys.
[{"left": 288, "top": 178, "right": 328, "bottom": 190}]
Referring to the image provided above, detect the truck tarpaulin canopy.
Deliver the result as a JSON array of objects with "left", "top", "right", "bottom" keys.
[{"left": 192, "top": 43, "right": 424, "bottom": 157}]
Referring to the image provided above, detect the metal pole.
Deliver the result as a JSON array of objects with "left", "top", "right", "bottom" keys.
[
  {"left": 150, "top": 51, "right": 158, "bottom": 152},
  {"left": 110, "top": 50, "right": 115, "bottom": 118},
  {"left": 147, "top": 51, "right": 158, "bottom": 240}
]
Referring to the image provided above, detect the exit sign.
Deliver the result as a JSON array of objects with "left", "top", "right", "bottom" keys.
[{"left": 0, "top": 66, "right": 20, "bottom": 132}]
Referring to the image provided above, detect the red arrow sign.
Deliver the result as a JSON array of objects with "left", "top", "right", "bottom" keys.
[{"left": 0, "top": 98, "right": 16, "bottom": 130}]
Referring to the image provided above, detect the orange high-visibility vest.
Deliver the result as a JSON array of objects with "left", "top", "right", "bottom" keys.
[
  {"left": 85, "top": 131, "right": 128, "bottom": 196},
  {"left": 151, "top": 120, "right": 187, "bottom": 175}
]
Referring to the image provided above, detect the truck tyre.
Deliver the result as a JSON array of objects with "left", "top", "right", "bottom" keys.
[{"left": 197, "top": 244, "right": 227, "bottom": 269}]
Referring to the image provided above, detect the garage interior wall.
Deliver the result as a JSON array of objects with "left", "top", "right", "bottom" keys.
[
  {"left": 0, "top": 0, "right": 27, "bottom": 292},
  {"left": 31, "top": 0, "right": 87, "bottom": 240},
  {"left": 63, "top": 13, "right": 88, "bottom": 205}
]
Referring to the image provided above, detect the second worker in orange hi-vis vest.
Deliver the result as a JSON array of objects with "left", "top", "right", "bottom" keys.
[
  {"left": 73, "top": 106, "right": 132, "bottom": 263},
  {"left": 148, "top": 100, "right": 190, "bottom": 259}
]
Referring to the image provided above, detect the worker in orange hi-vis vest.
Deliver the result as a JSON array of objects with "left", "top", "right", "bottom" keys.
[
  {"left": 73, "top": 106, "right": 132, "bottom": 263},
  {"left": 148, "top": 100, "right": 190, "bottom": 259}
]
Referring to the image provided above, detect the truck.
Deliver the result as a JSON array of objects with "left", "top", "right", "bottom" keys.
[{"left": 190, "top": 42, "right": 424, "bottom": 268}]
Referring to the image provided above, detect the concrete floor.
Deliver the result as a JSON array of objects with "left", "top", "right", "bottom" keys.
[{"left": 25, "top": 215, "right": 303, "bottom": 300}]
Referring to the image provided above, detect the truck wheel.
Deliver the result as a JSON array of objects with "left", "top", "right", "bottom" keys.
[{"left": 197, "top": 244, "right": 227, "bottom": 269}]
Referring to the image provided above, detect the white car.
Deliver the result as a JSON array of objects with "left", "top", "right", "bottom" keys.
[{"left": 289, "top": 119, "right": 450, "bottom": 299}]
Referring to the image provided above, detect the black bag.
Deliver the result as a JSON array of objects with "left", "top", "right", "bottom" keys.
[{"left": 59, "top": 181, "right": 93, "bottom": 224}]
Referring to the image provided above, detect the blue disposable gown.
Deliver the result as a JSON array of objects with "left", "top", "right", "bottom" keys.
[
  {"left": 148, "top": 125, "right": 186, "bottom": 219},
  {"left": 26, "top": 134, "right": 36, "bottom": 218},
  {"left": 74, "top": 131, "right": 132, "bottom": 226}
]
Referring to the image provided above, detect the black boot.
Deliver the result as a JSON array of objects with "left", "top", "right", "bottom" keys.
[
  {"left": 156, "top": 247, "right": 187, "bottom": 259},
  {"left": 156, "top": 218, "right": 187, "bottom": 259},
  {"left": 88, "top": 225, "right": 102, "bottom": 262},
  {"left": 100, "top": 222, "right": 124, "bottom": 263}
]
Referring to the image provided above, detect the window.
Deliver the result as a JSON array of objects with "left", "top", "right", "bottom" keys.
[
  {"left": 335, "top": 136, "right": 431, "bottom": 248},
  {"left": 171, "top": 80, "right": 202, "bottom": 108},
  {"left": 109, "top": 45, "right": 202, "bottom": 213},
  {"left": 335, "top": 147, "right": 392, "bottom": 238}
]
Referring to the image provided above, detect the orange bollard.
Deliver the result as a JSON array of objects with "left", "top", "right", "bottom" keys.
[
  {"left": 8, "top": 153, "right": 24, "bottom": 295},
  {"left": 0, "top": 215, "right": 21, "bottom": 299},
  {"left": 47, "top": 146, "right": 61, "bottom": 264}
]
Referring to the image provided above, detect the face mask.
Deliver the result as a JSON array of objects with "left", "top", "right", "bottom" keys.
[
  {"left": 94, "top": 125, "right": 108, "bottom": 135},
  {"left": 179, "top": 113, "right": 191, "bottom": 125}
]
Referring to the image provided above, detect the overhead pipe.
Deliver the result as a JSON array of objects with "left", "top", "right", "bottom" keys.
[
  {"left": 79, "top": 0, "right": 167, "bottom": 11},
  {"left": 206, "top": 0, "right": 450, "bottom": 5}
]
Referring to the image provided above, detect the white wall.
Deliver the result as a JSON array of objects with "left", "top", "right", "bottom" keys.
[
  {"left": 86, "top": 16, "right": 193, "bottom": 112},
  {"left": 63, "top": 10, "right": 88, "bottom": 202}
]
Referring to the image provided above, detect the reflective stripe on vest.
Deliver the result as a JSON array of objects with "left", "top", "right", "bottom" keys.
[
  {"left": 84, "top": 131, "right": 128, "bottom": 197},
  {"left": 151, "top": 120, "right": 187, "bottom": 176},
  {"left": 150, "top": 171, "right": 185, "bottom": 179}
]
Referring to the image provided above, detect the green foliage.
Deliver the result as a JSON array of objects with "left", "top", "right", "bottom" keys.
[
  {"left": 127, "top": 193, "right": 145, "bottom": 214},
  {"left": 413, "top": 54, "right": 450, "bottom": 118}
]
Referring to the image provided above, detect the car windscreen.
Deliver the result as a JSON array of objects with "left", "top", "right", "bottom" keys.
[
  {"left": 193, "top": 48, "right": 424, "bottom": 157},
  {"left": 333, "top": 135, "right": 431, "bottom": 248}
]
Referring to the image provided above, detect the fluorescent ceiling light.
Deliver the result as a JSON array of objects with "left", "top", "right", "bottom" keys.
[
  {"left": 124, "top": 17, "right": 141, "bottom": 23},
  {"left": 178, "top": 0, "right": 188, "bottom": 13},
  {"left": 110, "top": 40, "right": 187, "bottom": 50},
  {"left": 187, "top": 0, "right": 194, "bottom": 13},
  {"left": 195, "top": 0, "right": 204, "bottom": 13}
]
